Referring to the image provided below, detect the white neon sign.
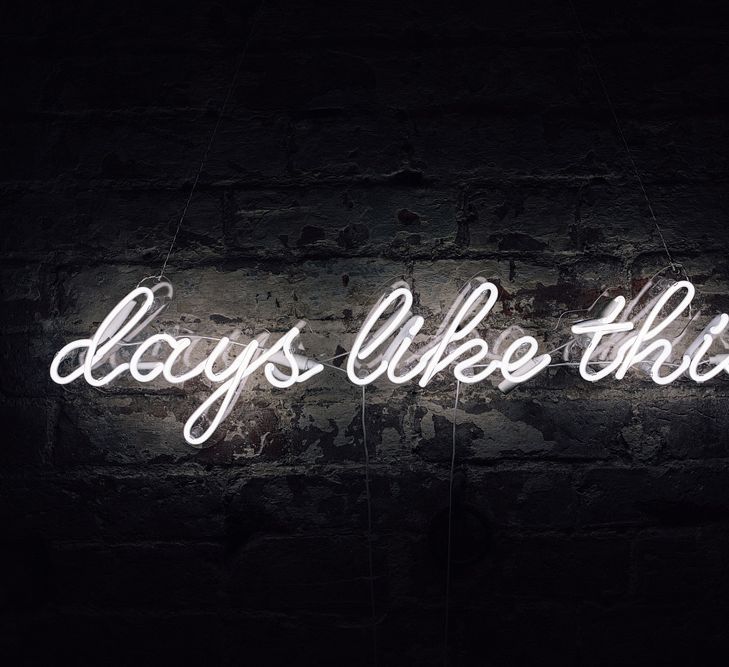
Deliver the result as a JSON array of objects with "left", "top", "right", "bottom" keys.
[
  {"left": 346, "top": 279, "right": 551, "bottom": 388},
  {"left": 50, "top": 275, "right": 729, "bottom": 446},
  {"left": 50, "top": 282, "right": 325, "bottom": 446}
]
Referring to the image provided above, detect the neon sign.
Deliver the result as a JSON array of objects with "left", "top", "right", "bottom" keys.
[{"left": 50, "top": 275, "right": 729, "bottom": 446}]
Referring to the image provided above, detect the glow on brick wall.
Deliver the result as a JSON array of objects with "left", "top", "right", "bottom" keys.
[{"left": 49, "top": 272, "right": 729, "bottom": 446}]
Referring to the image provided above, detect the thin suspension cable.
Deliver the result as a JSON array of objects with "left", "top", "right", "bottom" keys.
[
  {"left": 158, "top": 1, "right": 266, "bottom": 280},
  {"left": 361, "top": 385, "right": 378, "bottom": 666},
  {"left": 567, "top": 0, "right": 677, "bottom": 271},
  {"left": 443, "top": 379, "right": 460, "bottom": 666}
]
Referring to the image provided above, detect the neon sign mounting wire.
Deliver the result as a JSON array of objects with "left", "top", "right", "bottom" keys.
[
  {"left": 361, "top": 385, "right": 378, "bottom": 666},
  {"left": 443, "top": 379, "right": 460, "bottom": 666},
  {"left": 157, "top": 0, "right": 266, "bottom": 282},
  {"left": 567, "top": 0, "right": 679, "bottom": 273}
]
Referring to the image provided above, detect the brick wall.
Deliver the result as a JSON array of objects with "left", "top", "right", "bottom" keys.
[{"left": 2, "top": 1, "right": 729, "bottom": 664}]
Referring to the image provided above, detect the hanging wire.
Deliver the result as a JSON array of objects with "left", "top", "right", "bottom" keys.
[
  {"left": 361, "top": 385, "right": 379, "bottom": 666},
  {"left": 443, "top": 379, "right": 461, "bottom": 666},
  {"left": 567, "top": 0, "right": 678, "bottom": 272},
  {"left": 158, "top": 0, "right": 266, "bottom": 280}
]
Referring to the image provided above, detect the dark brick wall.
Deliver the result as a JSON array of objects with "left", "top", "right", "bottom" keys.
[{"left": 2, "top": 1, "right": 729, "bottom": 664}]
